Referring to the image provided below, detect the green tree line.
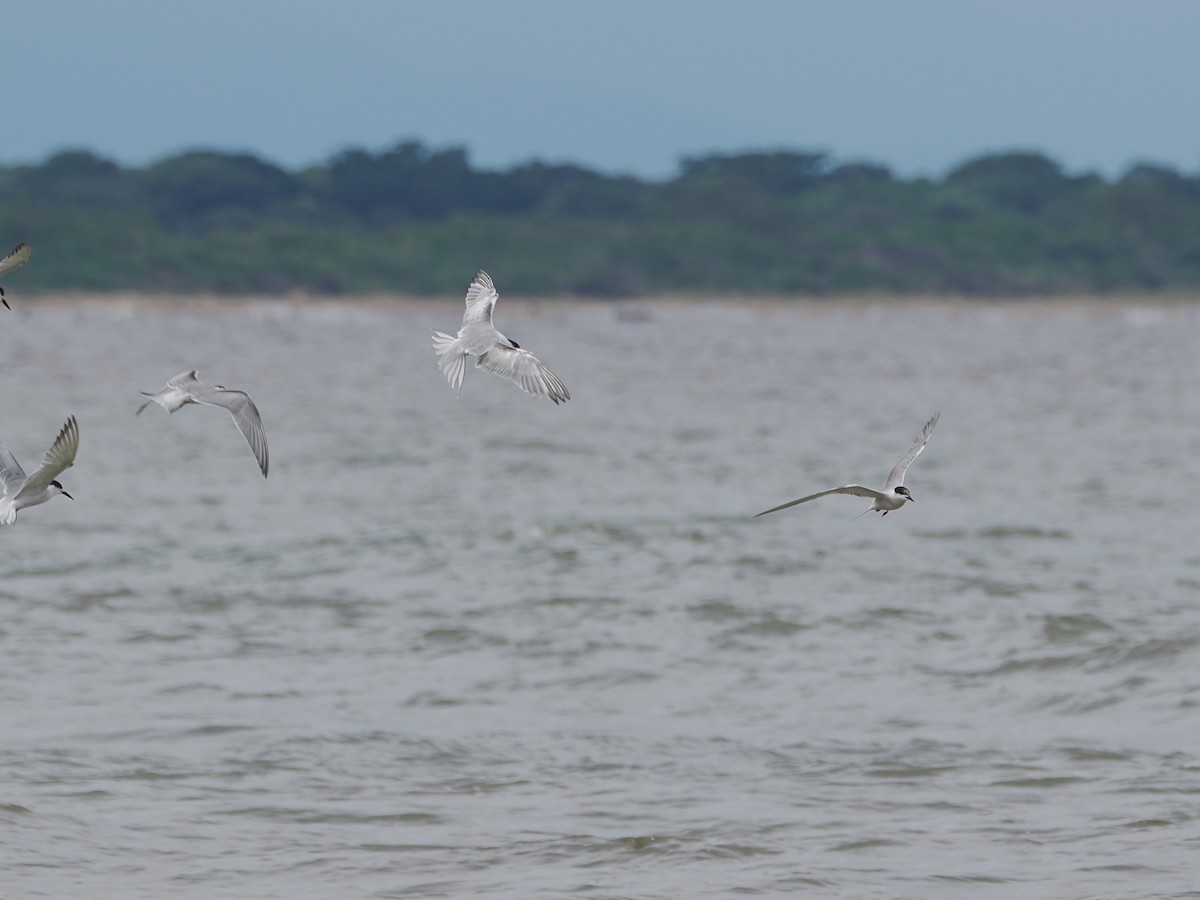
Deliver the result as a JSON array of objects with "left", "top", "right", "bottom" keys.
[{"left": 2, "top": 143, "right": 1198, "bottom": 296}]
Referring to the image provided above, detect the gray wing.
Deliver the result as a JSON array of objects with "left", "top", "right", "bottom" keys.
[
  {"left": 475, "top": 345, "right": 570, "bottom": 405},
  {"left": 0, "top": 243, "right": 31, "bottom": 279},
  {"left": 754, "top": 484, "right": 888, "bottom": 518},
  {"left": 0, "top": 445, "right": 27, "bottom": 498},
  {"left": 884, "top": 412, "right": 940, "bottom": 490},
  {"left": 190, "top": 386, "right": 269, "bottom": 478},
  {"left": 15, "top": 416, "right": 78, "bottom": 499},
  {"left": 167, "top": 370, "right": 203, "bottom": 389},
  {"left": 461, "top": 270, "right": 499, "bottom": 329}
]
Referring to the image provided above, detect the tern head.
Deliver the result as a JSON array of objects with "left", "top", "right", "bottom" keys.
[
  {"left": 894, "top": 485, "right": 914, "bottom": 503},
  {"left": 50, "top": 479, "right": 74, "bottom": 501}
]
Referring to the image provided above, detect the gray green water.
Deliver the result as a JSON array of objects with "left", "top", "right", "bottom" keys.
[{"left": 2, "top": 297, "right": 1199, "bottom": 898}]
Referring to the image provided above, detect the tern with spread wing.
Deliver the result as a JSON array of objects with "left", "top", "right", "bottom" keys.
[
  {"left": 755, "top": 413, "right": 940, "bottom": 519},
  {"left": 0, "top": 242, "right": 32, "bottom": 309},
  {"left": 137, "top": 371, "right": 269, "bottom": 478},
  {"left": 0, "top": 415, "right": 79, "bottom": 525},
  {"left": 432, "top": 270, "right": 570, "bottom": 405}
]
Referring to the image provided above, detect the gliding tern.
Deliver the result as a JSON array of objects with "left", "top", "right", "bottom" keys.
[
  {"left": 137, "top": 371, "right": 269, "bottom": 478},
  {"left": 755, "top": 413, "right": 940, "bottom": 519}
]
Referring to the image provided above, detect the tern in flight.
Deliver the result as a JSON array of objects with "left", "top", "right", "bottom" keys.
[
  {"left": 0, "top": 243, "right": 32, "bottom": 309},
  {"left": 755, "top": 413, "right": 940, "bottom": 519},
  {"left": 432, "top": 269, "right": 570, "bottom": 405},
  {"left": 137, "top": 371, "right": 269, "bottom": 478},
  {"left": 0, "top": 415, "right": 79, "bottom": 526}
]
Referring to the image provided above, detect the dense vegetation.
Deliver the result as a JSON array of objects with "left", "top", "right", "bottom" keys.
[{"left": 2, "top": 143, "right": 1199, "bottom": 296}]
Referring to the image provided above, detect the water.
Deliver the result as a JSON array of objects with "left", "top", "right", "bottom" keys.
[{"left": 1, "top": 296, "right": 1199, "bottom": 898}]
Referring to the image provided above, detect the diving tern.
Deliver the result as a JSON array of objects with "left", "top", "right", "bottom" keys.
[
  {"left": 755, "top": 413, "right": 940, "bottom": 519},
  {"left": 137, "top": 371, "right": 269, "bottom": 478},
  {"left": 0, "top": 415, "right": 79, "bottom": 525},
  {"left": 0, "top": 243, "right": 32, "bottom": 309},
  {"left": 432, "top": 270, "right": 570, "bottom": 404}
]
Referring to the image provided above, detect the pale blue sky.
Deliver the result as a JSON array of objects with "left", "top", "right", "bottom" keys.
[{"left": 7, "top": 0, "right": 1199, "bottom": 178}]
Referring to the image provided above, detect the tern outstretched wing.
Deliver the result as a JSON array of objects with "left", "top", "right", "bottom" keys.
[
  {"left": 461, "top": 269, "right": 499, "bottom": 328},
  {"left": 475, "top": 345, "right": 571, "bottom": 405},
  {"left": 883, "top": 412, "right": 940, "bottom": 490},
  {"left": 166, "top": 370, "right": 203, "bottom": 389},
  {"left": 15, "top": 416, "right": 78, "bottom": 500},
  {"left": 0, "top": 243, "right": 31, "bottom": 279},
  {"left": 189, "top": 385, "right": 270, "bottom": 478},
  {"left": 754, "top": 484, "right": 889, "bottom": 518}
]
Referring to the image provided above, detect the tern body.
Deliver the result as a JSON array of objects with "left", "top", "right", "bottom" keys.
[
  {"left": 755, "top": 413, "right": 940, "bottom": 519},
  {"left": 0, "top": 242, "right": 32, "bottom": 309},
  {"left": 0, "top": 415, "right": 79, "bottom": 525},
  {"left": 138, "top": 370, "right": 269, "bottom": 478},
  {"left": 432, "top": 270, "right": 570, "bottom": 405}
]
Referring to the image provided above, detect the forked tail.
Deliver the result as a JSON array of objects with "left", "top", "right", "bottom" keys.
[
  {"left": 849, "top": 505, "right": 875, "bottom": 523},
  {"left": 136, "top": 393, "right": 184, "bottom": 415},
  {"left": 431, "top": 330, "right": 466, "bottom": 396}
]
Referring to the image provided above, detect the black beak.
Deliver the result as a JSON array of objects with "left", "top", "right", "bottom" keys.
[
  {"left": 61, "top": 490, "right": 74, "bottom": 501},
  {"left": 907, "top": 495, "right": 915, "bottom": 502}
]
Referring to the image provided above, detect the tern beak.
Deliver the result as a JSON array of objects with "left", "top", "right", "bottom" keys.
[{"left": 61, "top": 490, "right": 74, "bottom": 501}]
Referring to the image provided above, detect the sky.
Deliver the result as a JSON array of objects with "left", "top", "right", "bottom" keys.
[{"left": 7, "top": 0, "right": 1199, "bottom": 180}]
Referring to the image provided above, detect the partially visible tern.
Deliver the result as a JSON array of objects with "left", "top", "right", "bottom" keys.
[
  {"left": 755, "top": 413, "right": 940, "bottom": 519},
  {"left": 0, "top": 415, "right": 79, "bottom": 526},
  {"left": 432, "top": 269, "right": 570, "bottom": 405},
  {"left": 137, "top": 370, "right": 269, "bottom": 478},
  {"left": 0, "top": 242, "right": 32, "bottom": 309}
]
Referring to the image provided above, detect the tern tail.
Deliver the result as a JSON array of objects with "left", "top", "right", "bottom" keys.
[{"left": 432, "top": 330, "right": 466, "bottom": 396}]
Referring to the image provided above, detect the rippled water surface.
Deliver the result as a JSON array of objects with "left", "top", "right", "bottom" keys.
[{"left": 2, "top": 296, "right": 1199, "bottom": 898}]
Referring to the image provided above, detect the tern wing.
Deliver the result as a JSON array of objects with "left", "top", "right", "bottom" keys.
[
  {"left": 754, "top": 484, "right": 888, "bottom": 518},
  {"left": 190, "top": 386, "right": 269, "bottom": 478},
  {"left": 166, "top": 370, "right": 204, "bottom": 390},
  {"left": 15, "top": 416, "right": 78, "bottom": 499},
  {"left": 0, "top": 445, "right": 27, "bottom": 498},
  {"left": 461, "top": 270, "right": 499, "bottom": 329},
  {"left": 0, "top": 243, "right": 31, "bottom": 279},
  {"left": 475, "top": 344, "right": 570, "bottom": 405},
  {"left": 884, "top": 413, "right": 939, "bottom": 490}
]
